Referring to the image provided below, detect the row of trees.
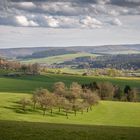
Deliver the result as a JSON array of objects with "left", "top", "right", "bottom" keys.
[
  {"left": 19, "top": 82, "right": 99, "bottom": 118},
  {"left": 0, "top": 58, "right": 40, "bottom": 75},
  {"left": 82, "top": 82, "right": 138, "bottom": 102}
]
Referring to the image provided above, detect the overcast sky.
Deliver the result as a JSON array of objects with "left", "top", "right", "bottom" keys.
[{"left": 0, "top": 0, "right": 140, "bottom": 48}]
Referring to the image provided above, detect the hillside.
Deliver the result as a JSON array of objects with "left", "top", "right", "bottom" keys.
[
  {"left": 17, "top": 49, "right": 78, "bottom": 59},
  {"left": 61, "top": 54, "right": 140, "bottom": 70},
  {"left": 0, "top": 74, "right": 140, "bottom": 93},
  {"left": 0, "top": 44, "right": 140, "bottom": 58},
  {"left": 0, "top": 74, "right": 140, "bottom": 140},
  {"left": 0, "top": 93, "right": 140, "bottom": 127},
  {"left": 21, "top": 53, "right": 98, "bottom": 65},
  {"left": 0, "top": 93, "right": 140, "bottom": 140},
  {"left": 1, "top": 121, "right": 140, "bottom": 140}
]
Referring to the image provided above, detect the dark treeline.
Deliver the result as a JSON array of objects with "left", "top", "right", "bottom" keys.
[
  {"left": 61, "top": 54, "right": 140, "bottom": 70},
  {"left": 81, "top": 82, "right": 138, "bottom": 102},
  {"left": 17, "top": 49, "right": 77, "bottom": 59}
]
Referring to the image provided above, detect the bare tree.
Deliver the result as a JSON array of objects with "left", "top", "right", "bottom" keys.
[
  {"left": 97, "top": 82, "right": 115, "bottom": 100},
  {"left": 62, "top": 99, "right": 72, "bottom": 119},
  {"left": 19, "top": 97, "right": 30, "bottom": 112},
  {"left": 53, "top": 82, "right": 66, "bottom": 97},
  {"left": 66, "top": 82, "right": 82, "bottom": 103}
]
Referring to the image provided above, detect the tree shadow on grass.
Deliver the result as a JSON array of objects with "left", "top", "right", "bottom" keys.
[
  {"left": 3, "top": 105, "right": 29, "bottom": 114},
  {"left": 2, "top": 100, "right": 76, "bottom": 118},
  {"left": 52, "top": 111, "right": 66, "bottom": 117}
]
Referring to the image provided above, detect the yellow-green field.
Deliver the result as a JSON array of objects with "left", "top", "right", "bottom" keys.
[
  {"left": 21, "top": 53, "right": 98, "bottom": 64},
  {"left": 0, "top": 93, "right": 140, "bottom": 127},
  {"left": 0, "top": 74, "right": 140, "bottom": 140}
]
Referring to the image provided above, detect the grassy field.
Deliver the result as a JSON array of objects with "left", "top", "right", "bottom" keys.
[
  {"left": 0, "top": 93, "right": 140, "bottom": 140},
  {"left": 0, "top": 93, "right": 140, "bottom": 127},
  {"left": 0, "top": 121, "right": 140, "bottom": 140},
  {"left": 0, "top": 74, "right": 140, "bottom": 93},
  {"left": 21, "top": 53, "right": 98, "bottom": 64},
  {"left": 0, "top": 74, "right": 140, "bottom": 140}
]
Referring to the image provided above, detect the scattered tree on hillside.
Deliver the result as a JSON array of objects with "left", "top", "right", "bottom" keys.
[
  {"left": 97, "top": 82, "right": 115, "bottom": 100},
  {"left": 19, "top": 97, "right": 30, "bottom": 112},
  {"left": 124, "top": 85, "right": 137, "bottom": 102},
  {"left": 53, "top": 82, "right": 66, "bottom": 97},
  {"left": 114, "top": 85, "right": 123, "bottom": 100},
  {"left": 81, "top": 89, "right": 99, "bottom": 111}
]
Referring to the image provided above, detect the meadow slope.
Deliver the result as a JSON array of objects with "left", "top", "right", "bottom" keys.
[
  {"left": 21, "top": 53, "right": 98, "bottom": 64},
  {"left": 0, "top": 74, "right": 140, "bottom": 140},
  {"left": 0, "top": 120, "right": 140, "bottom": 140},
  {"left": 0, "top": 93, "right": 140, "bottom": 127},
  {"left": 0, "top": 74, "right": 140, "bottom": 93}
]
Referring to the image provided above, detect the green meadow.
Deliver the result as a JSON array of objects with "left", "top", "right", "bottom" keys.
[
  {"left": 21, "top": 53, "right": 98, "bottom": 64},
  {"left": 0, "top": 93, "right": 140, "bottom": 127},
  {"left": 0, "top": 74, "right": 140, "bottom": 93},
  {"left": 1, "top": 121, "right": 140, "bottom": 140},
  {"left": 0, "top": 74, "right": 140, "bottom": 140}
]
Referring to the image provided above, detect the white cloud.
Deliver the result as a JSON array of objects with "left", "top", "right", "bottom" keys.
[
  {"left": 0, "top": 0, "right": 139, "bottom": 28},
  {"left": 19, "top": 2, "right": 36, "bottom": 9},
  {"left": 15, "top": 15, "right": 38, "bottom": 27},
  {"left": 110, "top": 18, "right": 122, "bottom": 26},
  {"left": 97, "top": 0, "right": 110, "bottom": 5},
  {"left": 44, "top": 16, "right": 59, "bottom": 28},
  {"left": 80, "top": 16, "right": 102, "bottom": 28}
]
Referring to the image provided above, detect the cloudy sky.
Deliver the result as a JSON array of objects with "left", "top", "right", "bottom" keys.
[{"left": 0, "top": 0, "right": 140, "bottom": 48}]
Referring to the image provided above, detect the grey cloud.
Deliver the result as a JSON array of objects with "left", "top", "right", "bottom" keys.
[
  {"left": 10, "top": 0, "right": 140, "bottom": 6},
  {"left": 111, "top": 0, "right": 140, "bottom": 7},
  {"left": 0, "top": 0, "right": 139, "bottom": 28}
]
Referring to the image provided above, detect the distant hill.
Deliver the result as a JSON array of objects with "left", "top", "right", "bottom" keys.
[
  {"left": 0, "top": 44, "right": 140, "bottom": 59},
  {"left": 21, "top": 53, "right": 98, "bottom": 65},
  {"left": 61, "top": 54, "right": 140, "bottom": 70},
  {"left": 17, "top": 49, "right": 78, "bottom": 59}
]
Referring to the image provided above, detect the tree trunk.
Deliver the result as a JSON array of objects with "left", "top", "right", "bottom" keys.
[
  {"left": 23, "top": 105, "right": 25, "bottom": 112},
  {"left": 66, "top": 111, "right": 68, "bottom": 119},
  {"left": 59, "top": 107, "right": 61, "bottom": 112},
  {"left": 50, "top": 109, "right": 53, "bottom": 115},
  {"left": 33, "top": 102, "right": 36, "bottom": 109},
  {"left": 90, "top": 106, "right": 92, "bottom": 111},
  {"left": 87, "top": 107, "right": 89, "bottom": 112},
  {"left": 43, "top": 108, "right": 46, "bottom": 116},
  {"left": 74, "top": 110, "right": 76, "bottom": 116}
]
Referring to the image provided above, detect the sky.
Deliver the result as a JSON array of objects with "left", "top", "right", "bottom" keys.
[{"left": 0, "top": 0, "right": 140, "bottom": 48}]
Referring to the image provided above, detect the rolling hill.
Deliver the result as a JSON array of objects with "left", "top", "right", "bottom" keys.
[
  {"left": 0, "top": 44, "right": 140, "bottom": 59},
  {"left": 0, "top": 74, "right": 140, "bottom": 140},
  {"left": 21, "top": 53, "right": 98, "bottom": 65}
]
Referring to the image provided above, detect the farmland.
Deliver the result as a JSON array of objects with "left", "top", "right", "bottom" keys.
[
  {"left": 0, "top": 74, "right": 140, "bottom": 93},
  {"left": 0, "top": 74, "right": 140, "bottom": 140},
  {"left": 1, "top": 120, "right": 140, "bottom": 140},
  {"left": 0, "top": 92, "right": 140, "bottom": 140},
  {"left": 21, "top": 53, "right": 98, "bottom": 64},
  {"left": 0, "top": 93, "right": 140, "bottom": 127}
]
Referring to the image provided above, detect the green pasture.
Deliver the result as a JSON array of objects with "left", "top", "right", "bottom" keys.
[{"left": 0, "top": 74, "right": 140, "bottom": 93}]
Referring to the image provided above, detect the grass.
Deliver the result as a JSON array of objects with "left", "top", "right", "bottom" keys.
[
  {"left": 0, "top": 69, "right": 14, "bottom": 76},
  {"left": 0, "top": 74, "right": 140, "bottom": 139},
  {"left": 0, "top": 92, "right": 140, "bottom": 140},
  {"left": 0, "top": 120, "right": 140, "bottom": 140},
  {"left": 21, "top": 53, "right": 98, "bottom": 64},
  {"left": 0, "top": 93, "right": 140, "bottom": 127},
  {"left": 47, "top": 67, "right": 87, "bottom": 75},
  {"left": 0, "top": 74, "right": 140, "bottom": 93}
]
